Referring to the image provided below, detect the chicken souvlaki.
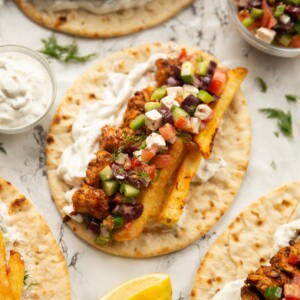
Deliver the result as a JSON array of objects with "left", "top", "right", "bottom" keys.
[{"left": 47, "top": 43, "right": 250, "bottom": 256}]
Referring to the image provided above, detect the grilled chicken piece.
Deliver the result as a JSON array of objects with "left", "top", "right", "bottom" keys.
[
  {"left": 85, "top": 150, "right": 112, "bottom": 187},
  {"left": 122, "top": 91, "right": 147, "bottom": 128},
  {"left": 245, "top": 266, "right": 288, "bottom": 295},
  {"left": 100, "top": 126, "right": 133, "bottom": 153},
  {"left": 73, "top": 185, "right": 109, "bottom": 220},
  {"left": 241, "top": 285, "right": 262, "bottom": 300},
  {"left": 271, "top": 240, "right": 300, "bottom": 276},
  {"left": 155, "top": 58, "right": 181, "bottom": 86}
]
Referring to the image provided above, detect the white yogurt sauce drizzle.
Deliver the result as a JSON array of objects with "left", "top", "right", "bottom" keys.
[
  {"left": 214, "top": 219, "right": 300, "bottom": 299},
  {"left": 0, "top": 52, "right": 52, "bottom": 129},
  {"left": 32, "top": 0, "right": 152, "bottom": 15}
]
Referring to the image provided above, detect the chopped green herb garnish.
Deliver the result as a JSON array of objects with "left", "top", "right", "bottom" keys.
[
  {"left": 259, "top": 108, "right": 293, "bottom": 138},
  {"left": 256, "top": 77, "right": 267, "bottom": 93},
  {"left": 285, "top": 94, "right": 299, "bottom": 103},
  {"left": 40, "top": 34, "right": 96, "bottom": 62},
  {"left": 274, "top": 131, "right": 279, "bottom": 138},
  {"left": 136, "top": 169, "right": 151, "bottom": 181},
  {"left": 23, "top": 270, "right": 29, "bottom": 285},
  {"left": 271, "top": 160, "right": 277, "bottom": 171},
  {"left": 0, "top": 143, "right": 6, "bottom": 155}
]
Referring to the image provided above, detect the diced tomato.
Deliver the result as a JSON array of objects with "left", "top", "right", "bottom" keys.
[
  {"left": 288, "top": 253, "right": 298, "bottom": 265},
  {"left": 238, "top": 11, "right": 261, "bottom": 31},
  {"left": 285, "top": 284, "right": 300, "bottom": 299},
  {"left": 152, "top": 155, "right": 171, "bottom": 168},
  {"left": 142, "top": 164, "right": 156, "bottom": 181},
  {"left": 290, "top": 35, "right": 300, "bottom": 48},
  {"left": 179, "top": 48, "right": 188, "bottom": 61},
  {"left": 208, "top": 68, "right": 228, "bottom": 96},
  {"left": 175, "top": 117, "right": 192, "bottom": 131},
  {"left": 159, "top": 124, "right": 177, "bottom": 142},
  {"left": 261, "top": 0, "right": 277, "bottom": 29},
  {"left": 131, "top": 158, "right": 142, "bottom": 168},
  {"left": 141, "top": 148, "right": 156, "bottom": 163}
]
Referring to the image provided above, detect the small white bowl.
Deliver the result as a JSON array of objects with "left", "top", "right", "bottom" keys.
[
  {"left": 0, "top": 45, "right": 56, "bottom": 134},
  {"left": 227, "top": 0, "right": 300, "bottom": 58}
]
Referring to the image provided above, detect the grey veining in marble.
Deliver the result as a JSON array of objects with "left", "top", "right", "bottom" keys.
[{"left": 0, "top": 1, "right": 300, "bottom": 299}]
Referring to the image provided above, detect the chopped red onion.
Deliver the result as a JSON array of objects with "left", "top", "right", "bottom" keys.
[
  {"left": 157, "top": 107, "right": 175, "bottom": 125},
  {"left": 208, "top": 61, "right": 217, "bottom": 76},
  {"left": 167, "top": 77, "right": 183, "bottom": 87}
]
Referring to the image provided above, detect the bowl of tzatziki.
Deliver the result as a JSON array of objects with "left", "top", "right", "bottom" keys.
[{"left": 0, "top": 45, "right": 56, "bottom": 134}]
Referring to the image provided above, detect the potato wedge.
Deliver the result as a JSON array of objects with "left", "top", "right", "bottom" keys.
[
  {"left": 157, "top": 145, "right": 202, "bottom": 226},
  {"left": 194, "top": 67, "right": 248, "bottom": 159},
  {"left": 7, "top": 250, "right": 25, "bottom": 300},
  {"left": 0, "top": 231, "right": 14, "bottom": 300},
  {"left": 113, "top": 138, "right": 186, "bottom": 241}
]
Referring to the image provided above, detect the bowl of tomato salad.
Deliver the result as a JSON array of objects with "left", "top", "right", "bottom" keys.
[{"left": 228, "top": 0, "right": 300, "bottom": 57}]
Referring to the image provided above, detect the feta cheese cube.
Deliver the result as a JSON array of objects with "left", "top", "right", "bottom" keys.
[
  {"left": 146, "top": 133, "right": 166, "bottom": 149},
  {"left": 255, "top": 28, "right": 276, "bottom": 44},
  {"left": 183, "top": 84, "right": 199, "bottom": 96},
  {"left": 133, "top": 150, "right": 143, "bottom": 161},
  {"left": 190, "top": 117, "right": 201, "bottom": 134},
  {"left": 167, "top": 86, "right": 183, "bottom": 97},
  {"left": 280, "top": 14, "right": 290, "bottom": 25},
  {"left": 145, "top": 110, "right": 163, "bottom": 131},
  {"left": 194, "top": 104, "right": 213, "bottom": 121},
  {"left": 160, "top": 95, "right": 180, "bottom": 110}
]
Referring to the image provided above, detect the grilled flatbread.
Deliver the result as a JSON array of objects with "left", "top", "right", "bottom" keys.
[
  {"left": 0, "top": 177, "right": 71, "bottom": 299},
  {"left": 192, "top": 181, "right": 300, "bottom": 299},
  {"left": 46, "top": 42, "right": 251, "bottom": 257},
  {"left": 15, "top": 0, "right": 193, "bottom": 38}
]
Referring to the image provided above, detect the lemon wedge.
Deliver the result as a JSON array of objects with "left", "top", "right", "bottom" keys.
[{"left": 100, "top": 273, "right": 172, "bottom": 300}]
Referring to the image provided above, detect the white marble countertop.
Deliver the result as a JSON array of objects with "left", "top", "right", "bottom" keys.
[{"left": 1, "top": 1, "right": 300, "bottom": 299}]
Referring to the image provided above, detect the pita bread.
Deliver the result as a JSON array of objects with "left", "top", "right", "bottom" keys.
[
  {"left": 0, "top": 177, "right": 71, "bottom": 299},
  {"left": 15, "top": 0, "right": 193, "bottom": 38},
  {"left": 191, "top": 181, "right": 300, "bottom": 299},
  {"left": 46, "top": 42, "right": 251, "bottom": 257}
]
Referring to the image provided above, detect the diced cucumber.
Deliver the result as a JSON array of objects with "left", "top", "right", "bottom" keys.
[
  {"left": 130, "top": 114, "right": 145, "bottom": 130},
  {"left": 274, "top": 4, "right": 286, "bottom": 18},
  {"left": 171, "top": 106, "right": 189, "bottom": 120},
  {"left": 242, "top": 17, "right": 255, "bottom": 28},
  {"left": 99, "top": 165, "right": 113, "bottom": 182},
  {"left": 96, "top": 233, "right": 112, "bottom": 245},
  {"left": 250, "top": 8, "right": 264, "bottom": 19},
  {"left": 102, "top": 180, "right": 119, "bottom": 196},
  {"left": 292, "top": 0, "right": 300, "bottom": 5},
  {"left": 150, "top": 87, "right": 167, "bottom": 101},
  {"left": 113, "top": 217, "right": 125, "bottom": 228},
  {"left": 145, "top": 102, "right": 161, "bottom": 112},
  {"left": 123, "top": 184, "right": 140, "bottom": 198},
  {"left": 181, "top": 61, "right": 194, "bottom": 84},
  {"left": 138, "top": 141, "right": 147, "bottom": 150},
  {"left": 197, "top": 90, "right": 214, "bottom": 104},
  {"left": 279, "top": 34, "right": 292, "bottom": 46},
  {"left": 196, "top": 61, "right": 209, "bottom": 76},
  {"left": 119, "top": 183, "right": 125, "bottom": 194}
]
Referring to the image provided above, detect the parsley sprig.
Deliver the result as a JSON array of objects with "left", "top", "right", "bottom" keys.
[
  {"left": 285, "top": 94, "right": 299, "bottom": 103},
  {"left": 259, "top": 108, "right": 293, "bottom": 138},
  {"left": 256, "top": 77, "right": 267, "bottom": 93},
  {"left": 40, "top": 34, "right": 96, "bottom": 62}
]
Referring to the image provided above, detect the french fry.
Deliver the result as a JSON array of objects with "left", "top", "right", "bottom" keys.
[
  {"left": 194, "top": 67, "right": 248, "bottom": 159},
  {"left": 157, "top": 145, "right": 202, "bottom": 226},
  {"left": 113, "top": 138, "right": 186, "bottom": 241},
  {"left": 7, "top": 250, "right": 25, "bottom": 300},
  {"left": 0, "top": 231, "right": 14, "bottom": 300}
]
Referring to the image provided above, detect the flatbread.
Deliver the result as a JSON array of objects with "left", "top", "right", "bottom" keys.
[
  {"left": 15, "top": 0, "right": 193, "bottom": 38},
  {"left": 191, "top": 181, "right": 300, "bottom": 299},
  {"left": 0, "top": 177, "right": 71, "bottom": 299},
  {"left": 46, "top": 42, "right": 251, "bottom": 257}
]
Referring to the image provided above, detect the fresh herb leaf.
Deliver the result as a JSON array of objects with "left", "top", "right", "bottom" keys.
[
  {"left": 271, "top": 160, "right": 277, "bottom": 171},
  {"left": 285, "top": 94, "right": 298, "bottom": 103},
  {"left": 0, "top": 142, "right": 6, "bottom": 155},
  {"left": 23, "top": 270, "right": 29, "bottom": 285},
  {"left": 274, "top": 131, "right": 279, "bottom": 138},
  {"left": 40, "top": 34, "right": 96, "bottom": 62},
  {"left": 256, "top": 77, "right": 267, "bottom": 93},
  {"left": 136, "top": 169, "right": 150, "bottom": 181},
  {"left": 27, "top": 281, "right": 39, "bottom": 290},
  {"left": 259, "top": 108, "right": 293, "bottom": 138},
  {"left": 176, "top": 132, "right": 192, "bottom": 142}
]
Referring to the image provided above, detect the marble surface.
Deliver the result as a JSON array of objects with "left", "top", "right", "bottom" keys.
[{"left": 0, "top": 1, "right": 300, "bottom": 299}]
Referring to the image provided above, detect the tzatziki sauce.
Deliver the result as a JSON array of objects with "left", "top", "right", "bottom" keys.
[
  {"left": 212, "top": 279, "right": 244, "bottom": 300},
  {"left": 0, "top": 51, "right": 53, "bottom": 130},
  {"left": 31, "top": 0, "right": 152, "bottom": 15}
]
